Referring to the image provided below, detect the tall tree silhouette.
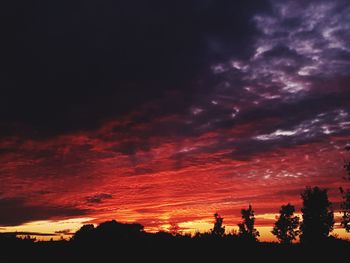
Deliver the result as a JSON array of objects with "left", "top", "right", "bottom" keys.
[
  {"left": 211, "top": 213, "right": 225, "bottom": 236},
  {"left": 340, "top": 145, "right": 350, "bottom": 232},
  {"left": 340, "top": 188, "right": 350, "bottom": 232},
  {"left": 300, "top": 187, "right": 334, "bottom": 243},
  {"left": 238, "top": 205, "right": 259, "bottom": 241},
  {"left": 272, "top": 203, "right": 300, "bottom": 244}
]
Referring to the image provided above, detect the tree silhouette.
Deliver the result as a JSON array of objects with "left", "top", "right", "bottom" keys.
[
  {"left": 169, "top": 223, "right": 181, "bottom": 236},
  {"left": 340, "top": 145, "right": 350, "bottom": 232},
  {"left": 72, "top": 220, "right": 144, "bottom": 243},
  {"left": 211, "top": 213, "right": 225, "bottom": 237},
  {"left": 238, "top": 205, "right": 259, "bottom": 241},
  {"left": 272, "top": 203, "right": 300, "bottom": 244},
  {"left": 300, "top": 186, "right": 334, "bottom": 243},
  {"left": 340, "top": 187, "right": 350, "bottom": 232},
  {"left": 72, "top": 224, "right": 95, "bottom": 242},
  {"left": 95, "top": 220, "right": 144, "bottom": 241}
]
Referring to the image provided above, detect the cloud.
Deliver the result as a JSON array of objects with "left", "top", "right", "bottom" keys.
[
  {"left": 0, "top": 198, "right": 88, "bottom": 226},
  {"left": 86, "top": 193, "right": 113, "bottom": 204},
  {"left": 179, "top": 0, "right": 350, "bottom": 160},
  {"left": 253, "top": 0, "right": 350, "bottom": 79},
  {"left": 1, "top": 1, "right": 270, "bottom": 138},
  {"left": 54, "top": 229, "right": 72, "bottom": 235},
  {"left": 0, "top": 231, "right": 58, "bottom": 236}
]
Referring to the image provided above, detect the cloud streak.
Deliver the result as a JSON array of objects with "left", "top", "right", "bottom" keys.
[{"left": 0, "top": 198, "right": 88, "bottom": 226}]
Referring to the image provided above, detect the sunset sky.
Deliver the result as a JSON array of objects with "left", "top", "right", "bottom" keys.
[{"left": 1, "top": 0, "right": 350, "bottom": 241}]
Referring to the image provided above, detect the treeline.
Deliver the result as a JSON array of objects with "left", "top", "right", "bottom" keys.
[
  {"left": 2, "top": 186, "right": 346, "bottom": 247},
  {"left": 1, "top": 190, "right": 350, "bottom": 262},
  {"left": 69, "top": 186, "right": 340, "bottom": 245}
]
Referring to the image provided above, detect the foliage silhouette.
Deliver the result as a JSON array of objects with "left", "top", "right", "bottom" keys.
[
  {"left": 73, "top": 220, "right": 144, "bottom": 243},
  {"left": 344, "top": 144, "right": 350, "bottom": 175},
  {"left": 211, "top": 213, "right": 225, "bottom": 237},
  {"left": 340, "top": 145, "right": 350, "bottom": 232},
  {"left": 272, "top": 203, "right": 300, "bottom": 244},
  {"left": 238, "top": 205, "right": 259, "bottom": 241},
  {"left": 2, "top": 184, "right": 350, "bottom": 260},
  {"left": 300, "top": 186, "right": 334, "bottom": 243},
  {"left": 340, "top": 187, "right": 350, "bottom": 232},
  {"left": 72, "top": 224, "right": 95, "bottom": 242},
  {"left": 169, "top": 223, "right": 181, "bottom": 236},
  {"left": 1, "top": 216, "right": 350, "bottom": 261}
]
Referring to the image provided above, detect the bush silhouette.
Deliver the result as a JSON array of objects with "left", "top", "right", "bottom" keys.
[
  {"left": 73, "top": 220, "right": 144, "bottom": 243},
  {"left": 72, "top": 224, "right": 95, "bottom": 242}
]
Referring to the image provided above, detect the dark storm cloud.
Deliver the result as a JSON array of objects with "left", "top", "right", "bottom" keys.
[
  {"left": 1, "top": 0, "right": 270, "bottom": 138},
  {"left": 261, "top": 45, "right": 304, "bottom": 60},
  {"left": 174, "top": 0, "right": 350, "bottom": 160},
  {"left": 1, "top": 0, "right": 349, "bottom": 164},
  {"left": 86, "top": 193, "right": 113, "bottom": 204},
  {"left": 0, "top": 197, "right": 88, "bottom": 226}
]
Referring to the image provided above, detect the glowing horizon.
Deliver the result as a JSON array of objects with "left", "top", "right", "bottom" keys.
[{"left": 2, "top": 209, "right": 350, "bottom": 242}]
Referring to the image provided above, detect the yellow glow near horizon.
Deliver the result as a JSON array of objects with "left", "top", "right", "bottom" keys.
[
  {"left": 1, "top": 215, "right": 350, "bottom": 242},
  {"left": 0, "top": 217, "right": 94, "bottom": 241}
]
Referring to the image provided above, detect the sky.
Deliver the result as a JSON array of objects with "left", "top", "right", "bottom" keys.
[{"left": 1, "top": 0, "right": 350, "bottom": 241}]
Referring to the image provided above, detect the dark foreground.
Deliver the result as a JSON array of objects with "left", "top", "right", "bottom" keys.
[{"left": 1, "top": 233, "right": 349, "bottom": 262}]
